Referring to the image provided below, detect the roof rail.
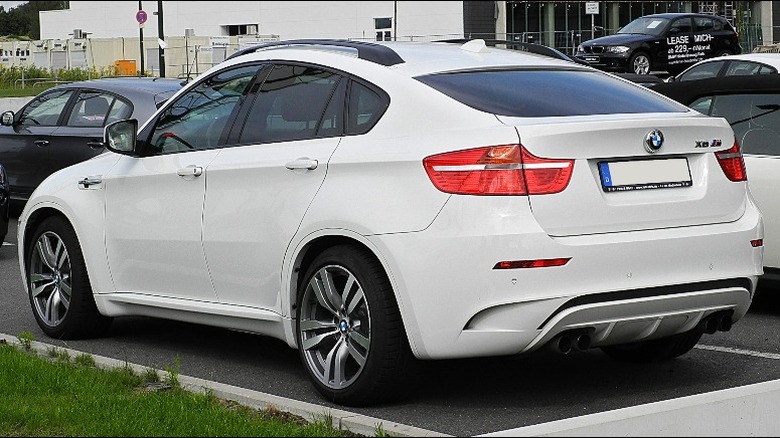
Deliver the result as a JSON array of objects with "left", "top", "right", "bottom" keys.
[
  {"left": 435, "top": 38, "right": 588, "bottom": 65},
  {"left": 225, "top": 39, "right": 405, "bottom": 66}
]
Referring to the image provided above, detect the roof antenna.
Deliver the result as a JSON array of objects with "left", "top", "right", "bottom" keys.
[{"left": 461, "top": 39, "right": 487, "bottom": 53}]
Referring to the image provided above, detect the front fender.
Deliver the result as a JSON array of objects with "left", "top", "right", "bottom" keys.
[{"left": 18, "top": 154, "right": 121, "bottom": 304}]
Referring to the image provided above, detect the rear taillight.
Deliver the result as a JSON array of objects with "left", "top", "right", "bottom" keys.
[
  {"left": 716, "top": 140, "right": 747, "bottom": 182},
  {"left": 423, "top": 145, "right": 574, "bottom": 196}
]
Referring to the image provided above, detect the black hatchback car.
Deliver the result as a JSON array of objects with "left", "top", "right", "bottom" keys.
[
  {"left": 0, "top": 77, "right": 182, "bottom": 204},
  {"left": 576, "top": 13, "right": 741, "bottom": 75}
]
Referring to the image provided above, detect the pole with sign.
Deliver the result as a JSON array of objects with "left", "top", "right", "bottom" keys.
[
  {"left": 586, "top": 2, "right": 599, "bottom": 40},
  {"left": 137, "top": 3, "right": 147, "bottom": 75}
]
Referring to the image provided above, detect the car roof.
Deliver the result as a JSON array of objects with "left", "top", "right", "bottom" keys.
[
  {"left": 53, "top": 77, "right": 183, "bottom": 96},
  {"left": 690, "top": 52, "right": 780, "bottom": 68},
  {"left": 653, "top": 75, "right": 780, "bottom": 104},
  {"left": 225, "top": 39, "right": 588, "bottom": 78},
  {"left": 640, "top": 12, "right": 726, "bottom": 19}
]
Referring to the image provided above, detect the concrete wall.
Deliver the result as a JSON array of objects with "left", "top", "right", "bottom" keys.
[
  {"left": 40, "top": 1, "right": 464, "bottom": 41},
  {"left": 0, "top": 97, "right": 33, "bottom": 114}
]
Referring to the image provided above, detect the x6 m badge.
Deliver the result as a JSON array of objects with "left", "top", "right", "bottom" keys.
[
  {"left": 645, "top": 130, "right": 664, "bottom": 154},
  {"left": 695, "top": 139, "right": 723, "bottom": 149}
]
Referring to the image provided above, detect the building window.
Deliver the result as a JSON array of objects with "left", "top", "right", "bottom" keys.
[
  {"left": 374, "top": 17, "right": 392, "bottom": 41},
  {"left": 224, "top": 24, "right": 258, "bottom": 36}
]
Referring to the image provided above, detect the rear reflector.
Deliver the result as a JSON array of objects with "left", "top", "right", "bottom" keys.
[
  {"left": 751, "top": 239, "right": 764, "bottom": 248},
  {"left": 423, "top": 145, "right": 574, "bottom": 196},
  {"left": 494, "top": 258, "right": 571, "bottom": 270},
  {"left": 716, "top": 140, "right": 747, "bottom": 182}
]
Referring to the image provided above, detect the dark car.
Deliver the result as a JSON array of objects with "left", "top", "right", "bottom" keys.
[
  {"left": 0, "top": 163, "right": 8, "bottom": 245},
  {"left": 667, "top": 52, "right": 780, "bottom": 82},
  {"left": 576, "top": 13, "right": 741, "bottom": 75},
  {"left": 0, "top": 77, "right": 182, "bottom": 204},
  {"left": 652, "top": 74, "right": 780, "bottom": 280}
]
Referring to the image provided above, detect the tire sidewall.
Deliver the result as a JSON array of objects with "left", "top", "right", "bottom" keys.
[
  {"left": 26, "top": 216, "right": 98, "bottom": 339},
  {"left": 630, "top": 52, "right": 651, "bottom": 75},
  {"left": 295, "top": 245, "right": 400, "bottom": 405}
]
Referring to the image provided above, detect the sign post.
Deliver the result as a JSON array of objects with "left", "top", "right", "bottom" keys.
[
  {"left": 586, "top": 2, "right": 599, "bottom": 40},
  {"left": 137, "top": 4, "right": 147, "bottom": 76}
]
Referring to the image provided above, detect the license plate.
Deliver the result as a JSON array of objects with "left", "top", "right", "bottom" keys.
[
  {"left": 598, "top": 158, "right": 692, "bottom": 192},
  {"left": 584, "top": 56, "right": 599, "bottom": 63}
]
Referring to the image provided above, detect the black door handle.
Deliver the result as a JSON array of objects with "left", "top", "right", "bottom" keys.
[
  {"left": 87, "top": 140, "right": 104, "bottom": 150},
  {"left": 34, "top": 140, "right": 49, "bottom": 147}
]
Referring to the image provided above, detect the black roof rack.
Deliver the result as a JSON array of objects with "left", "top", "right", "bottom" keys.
[
  {"left": 435, "top": 38, "right": 589, "bottom": 66},
  {"left": 225, "top": 39, "right": 405, "bottom": 66}
]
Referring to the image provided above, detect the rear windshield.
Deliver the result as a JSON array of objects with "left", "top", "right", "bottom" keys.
[{"left": 416, "top": 69, "right": 687, "bottom": 117}]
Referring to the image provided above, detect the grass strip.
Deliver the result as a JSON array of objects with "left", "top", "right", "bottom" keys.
[{"left": 0, "top": 344, "right": 359, "bottom": 437}]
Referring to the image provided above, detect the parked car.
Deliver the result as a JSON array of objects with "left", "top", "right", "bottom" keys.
[
  {"left": 666, "top": 52, "right": 780, "bottom": 82},
  {"left": 17, "top": 39, "right": 763, "bottom": 406},
  {"left": 575, "top": 13, "right": 741, "bottom": 75},
  {"left": 0, "top": 163, "right": 8, "bottom": 245},
  {"left": 0, "top": 77, "right": 183, "bottom": 204},
  {"left": 653, "top": 74, "right": 780, "bottom": 282}
]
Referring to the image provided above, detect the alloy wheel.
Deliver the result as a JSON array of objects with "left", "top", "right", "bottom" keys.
[
  {"left": 299, "top": 264, "right": 371, "bottom": 390},
  {"left": 29, "top": 231, "right": 72, "bottom": 328}
]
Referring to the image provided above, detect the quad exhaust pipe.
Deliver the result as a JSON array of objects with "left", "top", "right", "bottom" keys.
[
  {"left": 700, "top": 311, "right": 733, "bottom": 335},
  {"left": 549, "top": 330, "right": 592, "bottom": 355}
]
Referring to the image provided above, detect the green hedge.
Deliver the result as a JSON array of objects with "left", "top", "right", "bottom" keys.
[{"left": 0, "top": 65, "right": 123, "bottom": 88}]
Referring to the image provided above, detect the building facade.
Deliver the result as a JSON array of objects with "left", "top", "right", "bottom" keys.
[{"left": 8, "top": 1, "right": 779, "bottom": 78}]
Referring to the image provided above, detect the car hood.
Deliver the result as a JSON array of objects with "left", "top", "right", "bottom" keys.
[{"left": 582, "top": 33, "right": 655, "bottom": 46}]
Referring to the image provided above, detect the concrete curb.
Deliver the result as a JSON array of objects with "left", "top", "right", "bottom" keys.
[{"left": 0, "top": 333, "right": 450, "bottom": 438}]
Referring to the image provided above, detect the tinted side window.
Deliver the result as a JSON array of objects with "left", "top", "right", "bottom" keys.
[
  {"left": 148, "top": 64, "right": 259, "bottom": 155},
  {"left": 670, "top": 18, "right": 693, "bottom": 34},
  {"left": 707, "top": 93, "right": 780, "bottom": 156},
  {"left": 238, "top": 64, "right": 342, "bottom": 144},
  {"left": 19, "top": 89, "right": 74, "bottom": 126},
  {"left": 679, "top": 61, "right": 725, "bottom": 81},
  {"left": 724, "top": 61, "right": 777, "bottom": 77},
  {"left": 694, "top": 17, "right": 715, "bottom": 32},
  {"left": 417, "top": 70, "right": 686, "bottom": 117},
  {"left": 347, "top": 80, "right": 388, "bottom": 135},
  {"left": 66, "top": 91, "right": 131, "bottom": 127}
]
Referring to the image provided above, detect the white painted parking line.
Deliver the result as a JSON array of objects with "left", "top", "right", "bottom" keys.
[
  {"left": 696, "top": 344, "right": 780, "bottom": 361},
  {"left": 1, "top": 242, "right": 14, "bottom": 247}
]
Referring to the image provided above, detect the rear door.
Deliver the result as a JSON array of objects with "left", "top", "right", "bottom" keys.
[{"left": 48, "top": 90, "right": 134, "bottom": 176}]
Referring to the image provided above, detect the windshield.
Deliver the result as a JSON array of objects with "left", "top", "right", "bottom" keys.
[{"left": 617, "top": 17, "right": 670, "bottom": 36}]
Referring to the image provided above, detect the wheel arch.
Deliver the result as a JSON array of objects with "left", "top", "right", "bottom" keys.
[
  {"left": 283, "top": 231, "right": 422, "bottom": 357},
  {"left": 19, "top": 202, "right": 114, "bottom": 306},
  {"left": 20, "top": 206, "right": 73, "bottom": 280}
]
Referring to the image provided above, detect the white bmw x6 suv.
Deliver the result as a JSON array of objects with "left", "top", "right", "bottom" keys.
[{"left": 17, "top": 39, "right": 763, "bottom": 406}]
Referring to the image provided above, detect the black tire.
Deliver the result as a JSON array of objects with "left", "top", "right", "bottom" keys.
[
  {"left": 601, "top": 329, "right": 703, "bottom": 363},
  {"left": 26, "top": 216, "right": 112, "bottom": 339},
  {"left": 295, "top": 244, "right": 414, "bottom": 406},
  {"left": 629, "top": 52, "right": 652, "bottom": 75}
]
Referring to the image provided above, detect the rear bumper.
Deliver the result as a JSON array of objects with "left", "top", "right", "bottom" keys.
[{"left": 372, "top": 196, "right": 763, "bottom": 360}]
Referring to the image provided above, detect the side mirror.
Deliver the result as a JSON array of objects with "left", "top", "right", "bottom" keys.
[
  {"left": 665, "top": 76, "right": 676, "bottom": 83},
  {"left": 1, "top": 111, "right": 14, "bottom": 126},
  {"left": 104, "top": 119, "right": 138, "bottom": 155}
]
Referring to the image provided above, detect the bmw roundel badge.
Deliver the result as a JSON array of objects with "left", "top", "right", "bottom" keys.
[{"left": 644, "top": 129, "right": 664, "bottom": 154}]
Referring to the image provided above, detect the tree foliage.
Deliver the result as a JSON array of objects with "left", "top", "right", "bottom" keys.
[{"left": 0, "top": 1, "right": 68, "bottom": 40}]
